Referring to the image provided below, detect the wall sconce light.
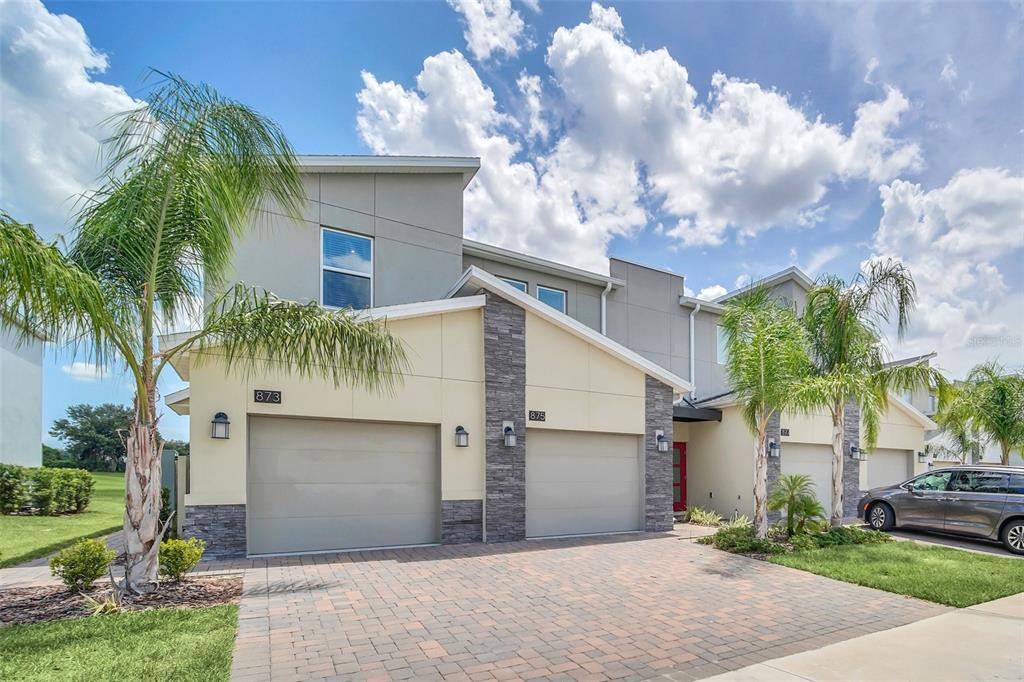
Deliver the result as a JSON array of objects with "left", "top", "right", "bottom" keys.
[
  {"left": 655, "top": 430, "right": 670, "bottom": 453},
  {"left": 767, "top": 438, "right": 780, "bottom": 458},
  {"left": 849, "top": 445, "right": 867, "bottom": 461},
  {"left": 917, "top": 451, "right": 927, "bottom": 463},
  {"left": 211, "top": 412, "right": 230, "bottom": 440},
  {"left": 454, "top": 425, "right": 469, "bottom": 448},
  {"left": 503, "top": 421, "right": 517, "bottom": 447}
]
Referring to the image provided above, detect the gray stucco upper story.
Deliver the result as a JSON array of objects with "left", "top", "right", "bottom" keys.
[{"left": 220, "top": 156, "right": 821, "bottom": 400}]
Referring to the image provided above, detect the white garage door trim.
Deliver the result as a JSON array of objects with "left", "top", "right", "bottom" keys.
[
  {"left": 247, "top": 416, "right": 440, "bottom": 556},
  {"left": 526, "top": 429, "right": 643, "bottom": 539},
  {"left": 780, "top": 442, "right": 834, "bottom": 514},
  {"left": 867, "top": 448, "right": 913, "bottom": 489}
]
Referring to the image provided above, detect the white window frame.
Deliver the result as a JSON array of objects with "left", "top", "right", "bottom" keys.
[
  {"left": 537, "top": 285, "right": 567, "bottom": 313},
  {"left": 500, "top": 277, "right": 528, "bottom": 293},
  {"left": 320, "top": 226, "right": 374, "bottom": 309},
  {"left": 716, "top": 325, "right": 728, "bottom": 365}
]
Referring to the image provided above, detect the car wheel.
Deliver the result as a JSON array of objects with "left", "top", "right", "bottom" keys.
[
  {"left": 1001, "top": 519, "right": 1024, "bottom": 556},
  {"left": 868, "top": 503, "right": 894, "bottom": 531}
]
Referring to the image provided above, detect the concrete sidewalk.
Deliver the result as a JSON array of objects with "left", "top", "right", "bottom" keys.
[{"left": 677, "top": 592, "right": 1024, "bottom": 682}]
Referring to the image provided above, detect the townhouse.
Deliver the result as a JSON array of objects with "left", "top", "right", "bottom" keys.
[{"left": 163, "top": 155, "right": 936, "bottom": 557}]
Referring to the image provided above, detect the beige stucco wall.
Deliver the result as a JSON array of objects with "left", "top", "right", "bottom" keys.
[
  {"left": 185, "top": 309, "right": 485, "bottom": 506},
  {"left": 672, "top": 422, "right": 691, "bottom": 442},
  {"left": 780, "top": 409, "right": 833, "bottom": 446},
  {"left": 684, "top": 406, "right": 756, "bottom": 518},
  {"left": 524, "top": 312, "right": 645, "bottom": 435},
  {"left": 871, "top": 400, "right": 927, "bottom": 452}
]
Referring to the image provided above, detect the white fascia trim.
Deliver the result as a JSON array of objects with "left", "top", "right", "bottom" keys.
[
  {"left": 295, "top": 155, "right": 480, "bottom": 188},
  {"left": 165, "top": 388, "right": 190, "bottom": 416},
  {"left": 447, "top": 266, "right": 694, "bottom": 395},
  {"left": 462, "top": 239, "right": 625, "bottom": 289},
  {"left": 155, "top": 296, "right": 486, "bottom": 382},
  {"left": 887, "top": 393, "right": 939, "bottom": 430},
  {"left": 714, "top": 266, "right": 814, "bottom": 303},
  {"left": 678, "top": 295, "right": 726, "bottom": 314}
]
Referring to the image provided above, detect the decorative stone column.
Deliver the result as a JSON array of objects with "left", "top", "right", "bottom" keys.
[
  {"left": 766, "top": 411, "right": 782, "bottom": 523},
  {"left": 483, "top": 294, "right": 526, "bottom": 542},
  {"left": 441, "top": 500, "right": 483, "bottom": 544},
  {"left": 842, "top": 401, "right": 862, "bottom": 519},
  {"left": 182, "top": 504, "right": 246, "bottom": 558},
  {"left": 644, "top": 377, "right": 674, "bottom": 532}
]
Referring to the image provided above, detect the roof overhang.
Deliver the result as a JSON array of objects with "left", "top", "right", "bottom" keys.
[
  {"left": 447, "top": 266, "right": 693, "bottom": 396},
  {"left": 677, "top": 296, "right": 726, "bottom": 313},
  {"left": 463, "top": 239, "right": 624, "bottom": 289},
  {"left": 715, "top": 266, "right": 814, "bottom": 304},
  {"left": 165, "top": 387, "right": 190, "bottom": 416},
  {"left": 295, "top": 155, "right": 480, "bottom": 188},
  {"left": 883, "top": 351, "right": 937, "bottom": 368},
  {"left": 673, "top": 405, "right": 723, "bottom": 422},
  {"left": 157, "top": 295, "right": 487, "bottom": 382},
  {"left": 888, "top": 393, "right": 939, "bottom": 430}
]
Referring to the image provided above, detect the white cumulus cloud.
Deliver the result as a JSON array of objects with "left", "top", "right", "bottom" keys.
[
  {"left": 0, "top": 0, "right": 139, "bottom": 238},
  {"left": 62, "top": 361, "right": 106, "bottom": 382},
  {"left": 447, "top": 0, "right": 530, "bottom": 61},
  {"left": 697, "top": 285, "right": 728, "bottom": 301},
  {"left": 358, "top": 3, "right": 923, "bottom": 270}
]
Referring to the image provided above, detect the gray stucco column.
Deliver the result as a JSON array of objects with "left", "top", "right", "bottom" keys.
[
  {"left": 644, "top": 377, "right": 674, "bottom": 532},
  {"left": 483, "top": 294, "right": 526, "bottom": 542}
]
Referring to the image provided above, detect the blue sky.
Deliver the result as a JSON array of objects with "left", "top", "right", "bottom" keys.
[{"left": 1, "top": 0, "right": 1021, "bottom": 446}]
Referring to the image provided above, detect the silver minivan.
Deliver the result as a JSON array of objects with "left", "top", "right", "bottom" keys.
[{"left": 858, "top": 465, "right": 1024, "bottom": 555}]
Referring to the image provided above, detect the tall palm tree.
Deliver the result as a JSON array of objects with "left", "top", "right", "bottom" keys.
[
  {"left": 797, "top": 259, "right": 946, "bottom": 527},
  {"left": 939, "top": 362, "right": 1024, "bottom": 465},
  {"left": 720, "top": 287, "right": 811, "bottom": 539},
  {"left": 0, "top": 73, "right": 406, "bottom": 592}
]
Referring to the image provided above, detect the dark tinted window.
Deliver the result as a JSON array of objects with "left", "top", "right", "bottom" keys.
[
  {"left": 1008, "top": 474, "right": 1024, "bottom": 496},
  {"left": 950, "top": 470, "right": 1009, "bottom": 494}
]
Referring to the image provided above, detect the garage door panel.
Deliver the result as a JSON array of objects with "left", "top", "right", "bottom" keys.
[
  {"left": 248, "top": 482, "right": 438, "bottom": 519},
  {"left": 526, "top": 430, "right": 642, "bottom": 538},
  {"left": 248, "top": 416, "right": 439, "bottom": 555},
  {"left": 249, "top": 448, "right": 436, "bottom": 485},
  {"left": 781, "top": 443, "right": 833, "bottom": 513},
  {"left": 249, "top": 514, "right": 437, "bottom": 555},
  {"left": 867, "top": 449, "right": 912, "bottom": 489}
]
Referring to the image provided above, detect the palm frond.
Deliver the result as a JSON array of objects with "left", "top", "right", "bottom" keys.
[{"left": 169, "top": 284, "right": 408, "bottom": 393}]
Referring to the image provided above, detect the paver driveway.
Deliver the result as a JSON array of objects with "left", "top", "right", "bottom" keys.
[{"left": 230, "top": 532, "right": 946, "bottom": 682}]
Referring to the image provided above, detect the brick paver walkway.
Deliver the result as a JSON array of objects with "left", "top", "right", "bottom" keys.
[{"left": 229, "top": 531, "right": 946, "bottom": 681}]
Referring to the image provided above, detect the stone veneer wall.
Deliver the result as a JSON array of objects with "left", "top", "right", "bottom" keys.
[
  {"left": 483, "top": 294, "right": 526, "bottom": 542},
  {"left": 644, "top": 377, "right": 674, "bottom": 532},
  {"left": 765, "top": 412, "right": 782, "bottom": 523},
  {"left": 842, "top": 401, "right": 862, "bottom": 519},
  {"left": 183, "top": 504, "right": 246, "bottom": 559},
  {"left": 441, "top": 500, "right": 483, "bottom": 544}
]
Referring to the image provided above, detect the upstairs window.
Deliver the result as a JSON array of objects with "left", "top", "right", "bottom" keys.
[
  {"left": 500, "top": 277, "right": 528, "bottom": 293},
  {"left": 537, "top": 285, "right": 567, "bottom": 313},
  {"left": 716, "top": 325, "right": 729, "bottom": 364},
  {"left": 322, "top": 227, "right": 373, "bottom": 309}
]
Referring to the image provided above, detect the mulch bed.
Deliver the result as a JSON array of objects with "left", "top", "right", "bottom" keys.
[{"left": 0, "top": 574, "right": 242, "bottom": 626}]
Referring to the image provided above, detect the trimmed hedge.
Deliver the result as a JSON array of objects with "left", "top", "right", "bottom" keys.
[{"left": 0, "top": 464, "right": 96, "bottom": 515}]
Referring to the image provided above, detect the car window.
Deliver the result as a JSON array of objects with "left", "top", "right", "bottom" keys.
[
  {"left": 907, "top": 471, "right": 952, "bottom": 492},
  {"left": 950, "top": 470, "right": 1009, "bottom": 494},
  {"left": 1008, "top": 474, "right": 1024, "bottom": 496}
]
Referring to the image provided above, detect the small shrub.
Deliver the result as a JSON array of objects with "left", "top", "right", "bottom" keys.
[
  {"left": 49, "top": 539, "right": 116, "bottom": 591},
  {"left": 688, "top": 506, "right": 724, "bottom": 526},
  {"left": 701, "top": 525, "right": 786, "bottom": 555},
  {"left": 813, "top": 526, "right": 893, "bottom": 548},
  {"left": 0, "top": 464, "right": 28, "bottom": 513},
  {"left": 159, "top": 537, "right": 205, "bottom": 581},
  {"left": 789, "top": 533, "right": 817, "bottom": 552},
  {"left": 725, "top": 513, "right": 752, "bottom": 529}
]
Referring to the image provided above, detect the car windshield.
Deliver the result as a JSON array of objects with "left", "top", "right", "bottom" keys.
[{"left": 907, "top": 471, "right": 952, "bottom": 492}]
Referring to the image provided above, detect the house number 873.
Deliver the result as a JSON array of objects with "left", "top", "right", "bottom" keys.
[{"left": 254, "top": 390, "right": 282, "bottom": 404}]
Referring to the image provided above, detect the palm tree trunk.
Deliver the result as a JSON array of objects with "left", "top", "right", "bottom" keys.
[
  {"left": 1000, "top": 442, "right": 1010, "bottom": 466},
  {"left": 830, "top": 406, "right": 845, "bottom": 528},
  {"left": 753, "top": 429, "right": 768, "bottom": 539},
  {"left": 123, "top": 421, "right": 163, "bottom": 592}
]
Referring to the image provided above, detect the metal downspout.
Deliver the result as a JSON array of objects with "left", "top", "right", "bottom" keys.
[
  {"left": 688, "top": 302, "right": 700, "bottom": 396},
  {"left": 600, "top": 281, "right": 613, "bottom": 335}
]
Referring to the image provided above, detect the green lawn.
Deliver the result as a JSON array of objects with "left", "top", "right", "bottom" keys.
[
  {"left": 0, "top": 605, "right": 238, "bottom": 682},
  {"left": 0, "top": 472, "right": 124, "bottom": 567},
  {"left": 770, "top": 541, "right": 1024, "bottom": 607}
]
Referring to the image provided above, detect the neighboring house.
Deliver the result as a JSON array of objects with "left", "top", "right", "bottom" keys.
[
  {"left": 0, "top": 326, "right": 43, "bottom": 467},
  {"left": 162, "top": 155, "right": 936, "bottom": 557}
]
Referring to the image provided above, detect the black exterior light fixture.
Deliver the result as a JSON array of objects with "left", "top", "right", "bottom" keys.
[
  {"left": 917, "top": 450, "right": 927, "bottom": 463},
  {"left": 454, "top": 425, "right": 469, "bottom": 448},
  {"left": 655, "top": 430, "right": 670, "bottom": 453},
  {"left": 503, "top": 422, "right": 517, "bottom": 447},
  {"left": 211, "top": 412, "right": 230, "bottom": 440},
  {"left": 767, "top": 438, "right": 780, "bottom": 457}
]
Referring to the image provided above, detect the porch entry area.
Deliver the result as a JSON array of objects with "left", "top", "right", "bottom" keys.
[{"left": 673, "top": 441, "right": 687, "bottom": 512}]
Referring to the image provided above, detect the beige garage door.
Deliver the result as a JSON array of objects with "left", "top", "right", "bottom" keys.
[
  {"left": 867, "top": 448, "right": 912, "bottom": 489},
  {"left": 780, "top": 442, "right": 834, "bottom": 514},
  {"left": 248, "top": 416, "right": 439, "bottom": 555},
  {"left": 526, "top": 430, "right": 642, "bottom": 538}
]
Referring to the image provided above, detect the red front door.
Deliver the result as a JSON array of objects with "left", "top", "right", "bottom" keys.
[{"left": 673, "top": 442, "right": 687, "bottom": 512}]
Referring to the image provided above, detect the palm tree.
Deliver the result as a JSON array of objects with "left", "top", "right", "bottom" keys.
[
  {"left": 797, "top": 260, "right": 946, "bottom": 528},
  {"left": 720, "top": 287, "right": 811, "bottom": 539},
  {"left": 767, "top": 473, "right": 820, "bottom": 537},
  {"left": 939, "top": 362, "right": 1024, "bottom": 465},
  {"left": 0, "top": 73, "right": 406, "bottom": 592}
]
